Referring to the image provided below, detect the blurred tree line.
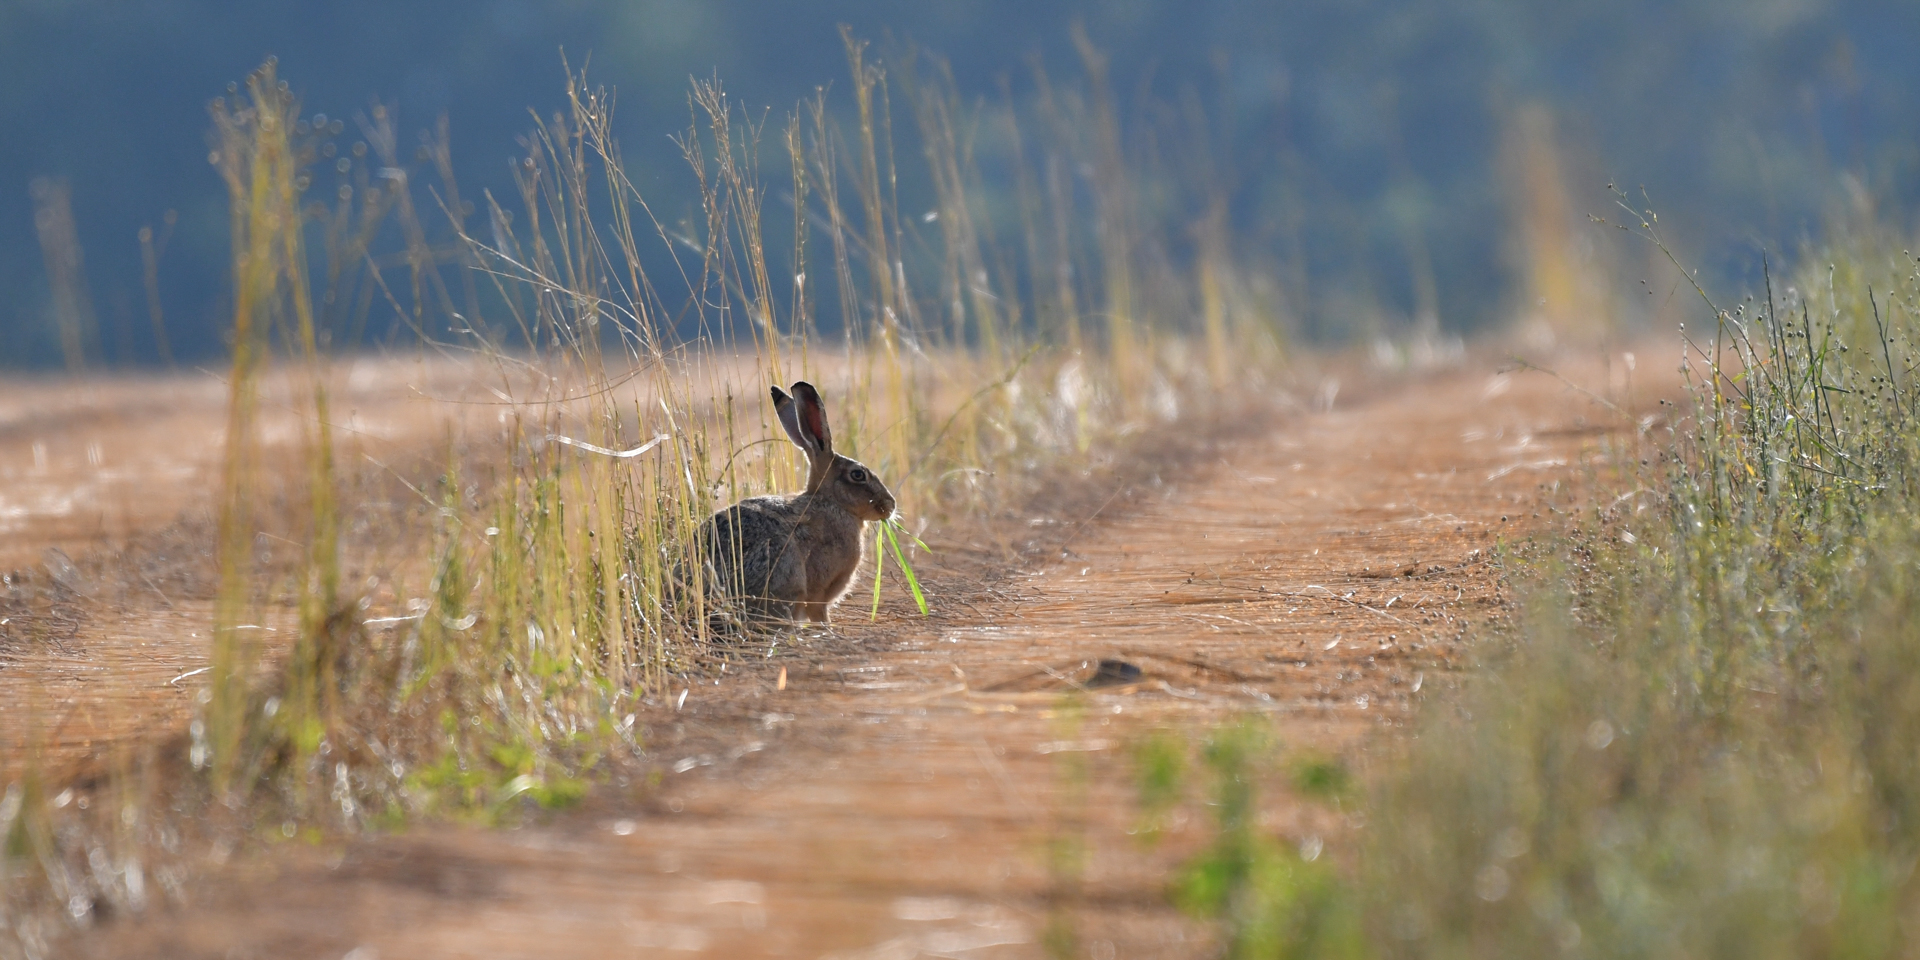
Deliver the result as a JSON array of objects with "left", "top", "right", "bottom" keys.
[{"left": 3, "top": 0, "right": 1916, "bottom": 367}]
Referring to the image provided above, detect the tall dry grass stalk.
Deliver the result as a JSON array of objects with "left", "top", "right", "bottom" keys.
[
  {"left": 136, "top": 210, "right": 178, "bottom": 367},
  {"left": 1072, "top": 24, "right": 1140, "bottom": 382},
  {"left": 205, "top": 60, "right": 311, "bottom": 797},
  {"left": 28, "top": 177, "right": 99, "bottom": 374},
  {"left": 1501, "top": 102, "right": 1617, "bottom": 346}
]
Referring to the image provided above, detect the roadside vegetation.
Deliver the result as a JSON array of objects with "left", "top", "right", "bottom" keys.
[
  {"left": 1146, "top": 224, "right": 1920, "bottom": 956},
  {"left": 1367, "top": 228, "right": 1920, "bottom": 957}
]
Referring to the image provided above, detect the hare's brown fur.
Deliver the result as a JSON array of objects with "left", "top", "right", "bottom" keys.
[{"left": 698, "top": 382, "right": 895, "bottom": 624}]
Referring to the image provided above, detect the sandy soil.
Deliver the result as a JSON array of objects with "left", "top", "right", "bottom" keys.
[{"left": 10, "top": 351, "right": 1655, "bottom": 958}]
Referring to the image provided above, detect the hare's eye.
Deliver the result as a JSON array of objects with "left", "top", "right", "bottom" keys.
[{"left": 847, "top": 468, "right": 869, "bottom": 484}]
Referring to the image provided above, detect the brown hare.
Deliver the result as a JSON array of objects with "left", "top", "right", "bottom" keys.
[{"left": 697, "top": 382, "right": 896, "bottom": 624}]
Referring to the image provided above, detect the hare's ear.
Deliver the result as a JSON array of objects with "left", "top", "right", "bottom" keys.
[
  {"left": 788, "top": 382, "right": 833, "bottom": 456},
  {"left": 772, "top": 385, "right": 813, "bottom": 454},
  {"left": 788, "top": 382, "right": 834, "bottom": 493},
  {"left": 774, "top": 384, "right": 832, "bottom": 492}
]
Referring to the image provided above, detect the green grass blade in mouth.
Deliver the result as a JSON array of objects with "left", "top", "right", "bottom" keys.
[{"left": 882, "top": 520, "right": 930, "bottom": 616}]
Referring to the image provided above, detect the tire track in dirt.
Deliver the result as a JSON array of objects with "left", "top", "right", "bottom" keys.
[{"left": 70, "top": 360, "right": 1635, "bottom": 959}]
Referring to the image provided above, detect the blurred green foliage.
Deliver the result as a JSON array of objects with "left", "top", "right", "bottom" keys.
[
  {"left": 5, "top": 0, "right": 1918, "bottom": 366},
  {"left": 1144, "top": 721, "right": 1366, "bottom": 959}
]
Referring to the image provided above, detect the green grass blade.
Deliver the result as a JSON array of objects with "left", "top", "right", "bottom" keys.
[
  {"left": 882, "top": 521, "right": 930, "bottom": 615},
  {"left": 896, "top": 523, "right": 933, "bottom": 553},
  {"left": 870, "top": 523, "right": 886, "bottom": 620}
]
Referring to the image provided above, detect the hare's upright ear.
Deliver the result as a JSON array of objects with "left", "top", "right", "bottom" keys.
[
  {"left": 772, "top": 385, "right": 808, "bottom": 450},
  {"left": 788, "top": 382, "right": 833, "bottom": 455},
  {"left": 789, "top": 382, "right": 834, "bottom": 493},
  {"left": 773, "top": 383, "right": 832, "bottom": 492}
]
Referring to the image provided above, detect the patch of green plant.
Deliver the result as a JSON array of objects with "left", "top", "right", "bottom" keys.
[
  {"left": 1175, "top": 835, "right": 1360, "bottom": 960},
  {"left": 1290, "top": 754, "right": 1352, "bottom": 803},
  {"left": 1131, "top": 731, "right": 1186, "bottom": 845},
  {"left": 1137, "top": 721, "right": 1367, "bottom": 960}
]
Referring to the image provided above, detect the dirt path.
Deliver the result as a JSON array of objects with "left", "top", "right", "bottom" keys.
[{"left": 55, "top": 358, "right": 1633, "bottom": 959}]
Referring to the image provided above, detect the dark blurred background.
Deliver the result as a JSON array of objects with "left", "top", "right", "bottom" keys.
[{"left": 5, "top": 0, "right": 1918, "bottom": 368}]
